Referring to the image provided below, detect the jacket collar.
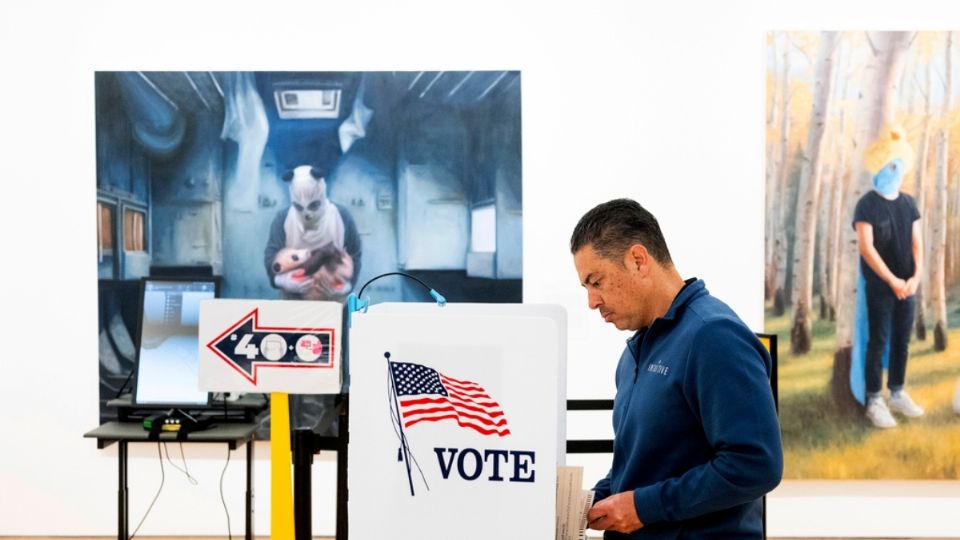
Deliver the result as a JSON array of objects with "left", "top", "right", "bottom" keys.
[
  {"left": 660, "top": 277, "right": 704, "bottom": 322},
  {"left": 626, "top": 278, "right": 705, "bottom": 349}
]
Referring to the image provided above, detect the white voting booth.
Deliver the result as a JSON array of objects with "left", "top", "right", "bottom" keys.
[{"left": 349, "top": 302, "right": 566, "bottom": 540}]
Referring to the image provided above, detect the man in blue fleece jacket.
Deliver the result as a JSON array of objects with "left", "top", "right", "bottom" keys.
[{"left": 571, "top": 199, "right": 783, "bottom": 538}]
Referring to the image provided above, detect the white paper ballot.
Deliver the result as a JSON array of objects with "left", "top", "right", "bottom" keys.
[{"left": 556, "top": 466, "right": 595, "bottom": 540}]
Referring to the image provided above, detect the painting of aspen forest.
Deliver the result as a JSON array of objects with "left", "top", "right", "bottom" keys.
[{"left": 766, "top": 31, "right": 960, "bottom": 479}]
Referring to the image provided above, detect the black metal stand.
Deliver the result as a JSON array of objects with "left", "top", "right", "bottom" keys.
[
  {"left": 118, "top": 441, "right": 128, "bottom": 540},
  {"left": 336, "top": 401, "right": 348, "bottom": 540},
  {"left": 292, "top": 396, "right": 349, "bottom": 540},
  {"left": 246, "top": 439, "right": 254, "bottom": 540},
  {"left": 293, "top": 429, "right": 313, "bottom": 540}
]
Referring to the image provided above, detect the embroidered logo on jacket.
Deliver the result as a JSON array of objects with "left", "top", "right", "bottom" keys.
[{"left": 647, "top": 362, "right": 670, "bottom": 376}]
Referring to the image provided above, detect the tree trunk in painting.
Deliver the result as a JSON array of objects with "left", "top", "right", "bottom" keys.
[
  {"left": 951, "top": 175, "right": 960, "bottom": 282},
  {"left": 818, "top": 164, "right": 831, "bottom": 321},
  {"left": 824, "top": 54, "right": 850, "bottom": 324},
  {"left": 790, "top": 31, "right": 839, "bottom": 354},
  {"left": 770, "top": 40, "right": 792, "bottom": 314},
  {"left": 831, "top": 31, "right": 914, "bottom": 406},
  {"left": 931, "top": 33, "right": 951, "bottom": 351},
  {"left": 826, "top": 106, "right": 848, "bottom": 323},
  {"left": 766, "top": 34, "right": 780, "bottom": 302},
  {"left": 914, "top": 61, "right": 932, "bottom": 341}
]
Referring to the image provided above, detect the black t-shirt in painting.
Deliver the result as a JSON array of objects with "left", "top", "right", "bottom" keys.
[{"left": 852, "top": 190, "right": 920, "bottom": 286}]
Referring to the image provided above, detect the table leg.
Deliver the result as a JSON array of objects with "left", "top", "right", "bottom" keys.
[
  {"left": 336, "top": 403, "right": 348, "bottom": 540},
  {"left": 246, "top": 440, "right": 254, "bottom": 540},
  {"left": 118, "top": 440, "right": 128, "bottom": 540},
  {"left": 293, "top": 429, "right": 313, "bottom": 540}
]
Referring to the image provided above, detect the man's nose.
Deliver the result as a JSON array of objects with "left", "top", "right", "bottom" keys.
[{"left": 587, "top": 291, "right": 602, "bottom": 310}]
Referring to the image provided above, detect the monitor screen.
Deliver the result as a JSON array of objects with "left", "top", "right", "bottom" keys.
[{"left": 133, "top": 279, "right": 218, "bottom": 407}]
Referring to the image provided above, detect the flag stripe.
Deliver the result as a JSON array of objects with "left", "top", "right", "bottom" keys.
[
  {"left": 447, "top": 388, "right": 496, "bottom": 403},
  {"left": 445, "top": 395, "right": 504, "bottom": 416},
  {"left": 440, "top": 377, "right": 485, "bottom": 392},
  {"left": 405, "top": 414, "right": 512, "bottom": 436},
  {"left": 400, "top": 396, "right": 505, "bottom": 417},
  {"left": 446, "top": 387, "right": 495, "bottom": 403},
  {"left": 450, "top": 394, "right": 503, "bottom": 416},
  {"left": 446, "top": 387, "right": 493, "bottom": 401},
  {"left": 439, "top": 374, "right": 480, "bottom": 387},
  {"left": 399, "top": 396, "right": 448, "bottom": 407},
  {"left": 402, "top": 405, "right": 508, "bottom": 427},
  {"left": 440, "top": 380, "right": 488, "bottom": 396}
]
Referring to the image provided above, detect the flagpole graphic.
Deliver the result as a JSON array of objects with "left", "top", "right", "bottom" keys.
[{"left": 386, "top": 351, "right": 422, "bottom": 496}]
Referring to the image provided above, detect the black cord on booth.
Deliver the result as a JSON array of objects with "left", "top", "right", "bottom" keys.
[{"left": 357, "top": 272, "right": 436, "bottom": 300}]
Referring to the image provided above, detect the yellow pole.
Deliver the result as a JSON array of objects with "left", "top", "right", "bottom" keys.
[{"left": 270, "top": 392, "right": 295, "bottom": 540}]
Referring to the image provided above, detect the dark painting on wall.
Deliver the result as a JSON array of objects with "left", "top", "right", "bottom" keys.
[{"left": 95, "top": 71, "right": 523, "bottom": 437}]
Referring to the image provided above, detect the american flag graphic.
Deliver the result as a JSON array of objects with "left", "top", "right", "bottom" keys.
[{"left": 389, "top": 361, "right": 511, "bottom": 437}]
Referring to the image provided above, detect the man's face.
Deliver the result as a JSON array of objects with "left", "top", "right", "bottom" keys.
[{"left": 573, "top": 244, "right": 643, "bottom": 331}]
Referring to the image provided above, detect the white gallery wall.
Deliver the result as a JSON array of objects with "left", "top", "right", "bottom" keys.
[{"left": 0, "top": 0, "right": 958, "bottom": 536}]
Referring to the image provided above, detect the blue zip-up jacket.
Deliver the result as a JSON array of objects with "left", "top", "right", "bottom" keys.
[{"left": 594, "top": 279, "right": 782, "bottom": 539}]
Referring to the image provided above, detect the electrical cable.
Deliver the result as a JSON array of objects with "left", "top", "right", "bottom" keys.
[
  {"left": 105, "top": 304, "right": 136, "bottom": 399},
  {"left": 220, "top": 445, "right": 233, "bottom": 540},
  {"left": 114, "top": 361, "right": 135, "bottom": 398},
  {"left": 129, "top": 442, "right": 165, "bottom": 539},
  {"left": 163, "top": 442, "right": 198, "bottom": 485},
  {"left": 357, "top": 272, "right": 435, "bottom": 299}
]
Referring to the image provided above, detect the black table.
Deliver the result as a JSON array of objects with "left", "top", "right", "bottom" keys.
[{"left": 86, "top": 416, "right": 258, "bottom": 540}]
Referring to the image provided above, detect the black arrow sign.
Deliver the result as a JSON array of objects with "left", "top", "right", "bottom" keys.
[{"left": 206, "top": 308, "right": 335, "bottom": 384}]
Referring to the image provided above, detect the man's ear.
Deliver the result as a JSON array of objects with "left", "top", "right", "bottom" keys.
[{"left": 627, "top": 244, "right": 649, "bottom": 273}]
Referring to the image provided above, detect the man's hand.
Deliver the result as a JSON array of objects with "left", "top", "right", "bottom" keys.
[{"left": 586, "top": 490, "right": 643, "bottom": 534}]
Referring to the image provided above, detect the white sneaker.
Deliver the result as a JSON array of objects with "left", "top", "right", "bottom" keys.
[
  {"left": 866, "top": 397, "right": 897, "bottom": 428},
  {"left": 889, "top": 391, "right": 925, "bottom": 418},
  {"left": 953, "top": 380, "right": 960, "bottom": 415}
]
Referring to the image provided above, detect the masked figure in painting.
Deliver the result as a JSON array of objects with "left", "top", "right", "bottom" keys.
[
  {"left": 264, "top": 165, "right": 362, "bottom": 302},
  {"left": 851, "top": 125, "right": 924, "bottom": 429}
]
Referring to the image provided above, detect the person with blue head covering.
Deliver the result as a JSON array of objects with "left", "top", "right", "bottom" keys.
[{"left": 853, "top": 125, "right": 924, "bottom": 428}]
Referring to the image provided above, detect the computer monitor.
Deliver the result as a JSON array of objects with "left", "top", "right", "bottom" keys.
[{"left": 133, "top": 277, "right": 220, "bottom": 407}]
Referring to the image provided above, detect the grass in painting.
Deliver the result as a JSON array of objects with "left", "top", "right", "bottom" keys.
[{"left": 766, "top": 308, "right": 960, "bottom": 479}]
